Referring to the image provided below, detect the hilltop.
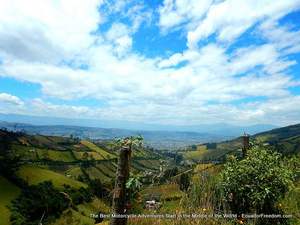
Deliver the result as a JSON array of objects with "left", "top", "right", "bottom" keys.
[{"left": 181, "top": 123, "right": 300, "bottom": 163}]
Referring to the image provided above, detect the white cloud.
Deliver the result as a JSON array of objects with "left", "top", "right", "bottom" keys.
[
  {"left": 0, "top": 93, "right": 24, "bottom": 105},
  {"left": 1, "top": 95, "right": 300, "bottom": 126},
  {"left": 187, "top": 0, "right": 300, "bottom": 48},
  {"left": 0, "top": 0, "right": 299, "bottom": 126},
  {"left": 259, "top": 20, "right": 300, "bottom": 55},
  {"left": 0, "top": 0, "right": 102, "bottom": 63},
  {"left": 105, "top": 23, "right": 133, "bottom": 56},
  {"left": 158, "top": 0, "right": 213, "bottom": 32}
]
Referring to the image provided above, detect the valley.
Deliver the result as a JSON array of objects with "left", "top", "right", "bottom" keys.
[{"left": 0, "top": 124, "right": 299, "bottom": 225}]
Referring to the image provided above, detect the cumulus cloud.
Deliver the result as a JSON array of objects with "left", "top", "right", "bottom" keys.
[
  {"left": 158, "top": 0, "right": 213, "bottom": 32},
  {"left": 105, "top": 23, "right": 133, "bottom": 56},
  {"left": 0, "top": 0, "right": 300, "bottom": 126},
  {"left": 0, "top": 93, "right": 24, "bottom": 105},
  {"left": 0, "top": 0, "right": 102, "bottom": 63},
  {"left": 187, "top": 0, "right": 300, "bottom": 48}
]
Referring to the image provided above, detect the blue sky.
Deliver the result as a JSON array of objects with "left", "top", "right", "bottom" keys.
[{"left": 0, "top": 0, "right": 300, "bottom": 127}]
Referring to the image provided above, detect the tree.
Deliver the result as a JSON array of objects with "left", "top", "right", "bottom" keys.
[
  {"left": 10, "top": 181, "right": 70, "bottom": 225},
  {"left": 220, "top": 145, "right": 294, "bottom": 224},
  {"left": 0, "top": 130, "right": 20, "bottom": 178}
]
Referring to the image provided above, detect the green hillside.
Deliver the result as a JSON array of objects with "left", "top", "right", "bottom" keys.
[
  {"left": 17, "top": 165, "right": 88, "bottom": 189},
  {"left": 182, "top": 123, "right": 300, "bottom": 162},
  {"left": 80, "top": 140, "right": 116, "bottom": 159},
  {"left": 0, "top": 176, "right": 20, "bottom": 225},
  {"left": 1, "top": 124, "right": 300, "bottom": 225},
  {"left": 254, "top": 123, "right": 300, "bottom": 155}
]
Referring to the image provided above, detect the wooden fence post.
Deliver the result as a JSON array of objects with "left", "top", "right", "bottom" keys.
[{"left": 110, "top": 145, "right": 131, "bottom": 225}]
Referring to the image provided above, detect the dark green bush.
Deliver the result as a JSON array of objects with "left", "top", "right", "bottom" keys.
[
  {"left": 10, "top": 181, "right": 69, "bottom": 225},
  {"left": 220, "top": 145, "right": 294, "bottom": 224}
]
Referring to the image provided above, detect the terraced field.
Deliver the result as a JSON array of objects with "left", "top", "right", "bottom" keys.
[
  {"left": 132, "top": 159, "right": 160, "bottom": 171},
  {"left": 182, "top": 148, "right": 208, "bottom": 161},
  {"left": 1, "top": 130, "right": 167, "bottom": 224},
  {"left": 73, "top": 151, "right": 105, "bottom": 160},
  {"left": 17, "top": 165, "right": 87, "bottom": 189},
  {"left": 65, "top": 166, "right": 84, "bottom": 179},
  {"left": 80, "top": 140, "right": 116, "bottom": 159},
  {"left": 95, "top": 163, "right": 116, "bottom": 177},
  {"left": 85, "top": 166, "right": 111, "bottom": 182},
  {"left": 12, "top": 144, "right": 39, "bottom": 160},
  {"left": 142, "top": 183, "right": 184, "bottom": 201},
  {"left": 37, "top": 149, "right": 75, "bottom": 162}
]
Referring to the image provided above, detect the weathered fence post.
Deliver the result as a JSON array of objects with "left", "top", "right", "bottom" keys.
[
  {"left": 110, "top": 145, "right": 131, "bottom": 225},
  {"left": 242, "top": 133, "right": 250, "bottom": 158}
]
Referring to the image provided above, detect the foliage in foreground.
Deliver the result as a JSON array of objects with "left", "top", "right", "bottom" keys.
[
  {"left": 220, "top": 145, "right": 294, "bottom": 224},
  {"left": 10, "top": 181, "right": 94, "bottom": 225}
]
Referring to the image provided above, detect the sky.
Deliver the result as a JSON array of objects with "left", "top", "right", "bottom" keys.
[{"left": 0, "top": 0, "right": 300, "bottom": 127}]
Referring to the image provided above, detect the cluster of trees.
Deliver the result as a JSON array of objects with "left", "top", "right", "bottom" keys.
[
  {"left": 9, "top": 179, "right": 108, "bottom": 225},
  {"left": 0, "top": 129, "right": 21, "bottom": 179},
  {"left": 220, "top": 145, "right": 294, "bottom": 225},
  {"left": 10, "top": 181, "right": 69, "bottom": 225}
]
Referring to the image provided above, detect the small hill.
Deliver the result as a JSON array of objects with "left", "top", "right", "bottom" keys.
[
  {"left": 254, "top": 123, "right": 300, "bottom": 155},
  {"left": 181, "top": 123, "right": 300, "bottom": 162}
]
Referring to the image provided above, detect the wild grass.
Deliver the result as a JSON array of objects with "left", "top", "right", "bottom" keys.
[
  {"left": 141, "top": 183, "right": 184, "bottom": 201},
  {"left": 50, "top": 208, "right": 94, "bottom": 225}
]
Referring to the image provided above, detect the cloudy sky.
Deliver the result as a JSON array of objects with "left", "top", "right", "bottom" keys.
[{"left": 0, "top": 0, "right": 300, "bottom": 127}]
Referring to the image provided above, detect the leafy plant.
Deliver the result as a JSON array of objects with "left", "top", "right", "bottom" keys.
[
  {"left": 114, "top": 135, "right": 144, "bottom": 150},
  {"left": 220, "top": 145, "right": 294, "bottom": 224},
  {"left": 10, "top": 181, "right": 70, "bottom": 225},
  {"left": 126, "top": 176, "right": 142, "bottom": 200}
]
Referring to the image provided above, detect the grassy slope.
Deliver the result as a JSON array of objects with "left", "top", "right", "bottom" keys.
[
  {"left": 85, "top": 166, "right": 111, "bottom": 183},
  {"left": 80, "top": 140, "right": 116, "bottom": 159},
  {"left": 0, "top": 176, "right": 20, "bottom": 225},
  {"left": 17, "top": 165, "right": 87, "bottom": 189},
  {"left": 50, "top": 208, "right": 94, "bottom": 225},
  {"left": 141, "top": 184, "right": 184, "bottom": 201},
  {"left": 51, "top": 198, "right": 110, "bottom": 225},
  {"left": 37, "top": 149, "right": 75, "bottom": 162},
  {"left": 182, "top": 124, "right": 300, "bottom": 162}
]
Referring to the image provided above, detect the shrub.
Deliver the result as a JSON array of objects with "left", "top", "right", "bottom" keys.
[
  {"left": 220, "top": 145, "right": 294, "bottom": 224},
  {"left": 10, "top": 181, "right": 70, "bottom": 225},
  {"left": 178, "top": 173, "right": 190, "bottom": 191}
]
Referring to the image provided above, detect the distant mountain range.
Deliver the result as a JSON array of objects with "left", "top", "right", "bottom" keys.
[{"left": 0, "top": 113, "right": 277, "bottom": 149}]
